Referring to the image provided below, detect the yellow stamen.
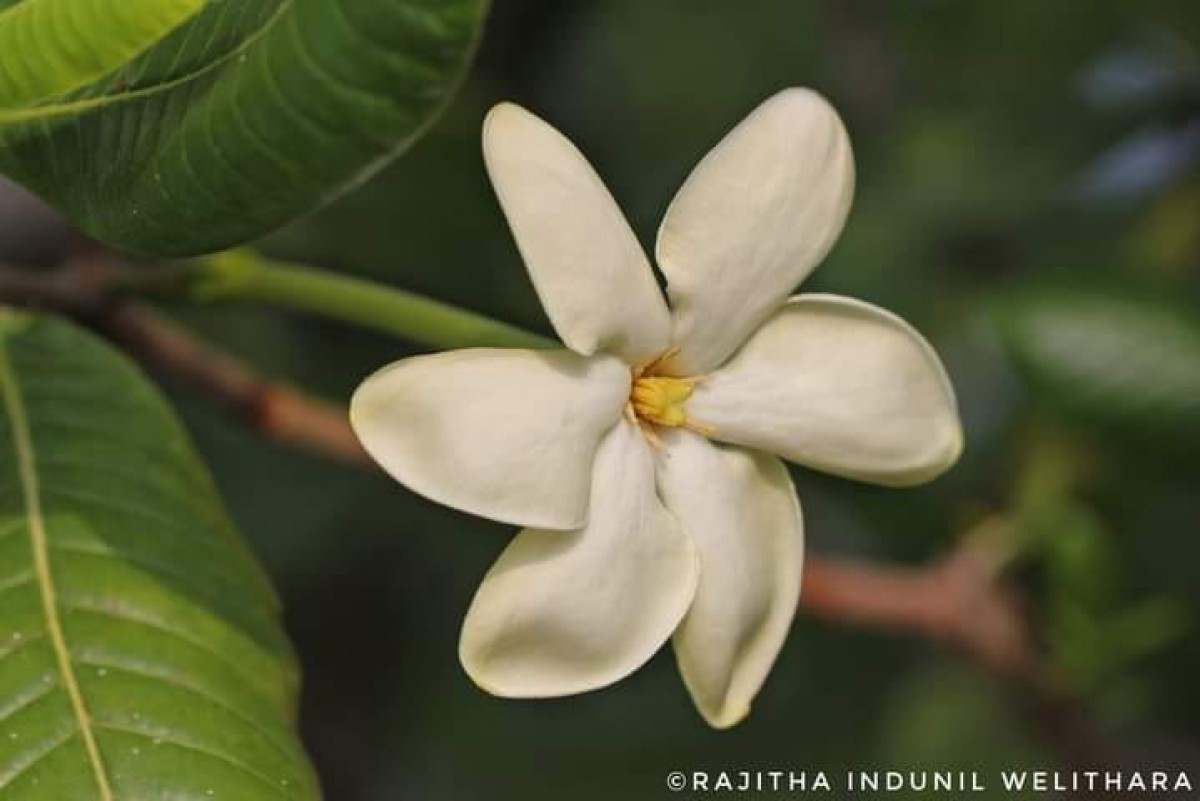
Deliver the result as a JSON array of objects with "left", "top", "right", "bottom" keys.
[
  {"left": 632, "top": 376, "right": 696, "bottom": 427},
  {"left": 627, "top": 349, "right": 714, "bottom": 442}
]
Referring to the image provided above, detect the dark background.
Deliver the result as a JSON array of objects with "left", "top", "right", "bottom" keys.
[{"left": 11, "top": 1, "right": 1200, "bottom": 798}]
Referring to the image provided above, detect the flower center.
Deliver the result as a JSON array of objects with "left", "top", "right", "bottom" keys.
[
  {"left": 631, "top": 376, "right": 695, "bottom": 428},
  {"left": 625, "top": 349, "right": 713, "bottom": 447}
]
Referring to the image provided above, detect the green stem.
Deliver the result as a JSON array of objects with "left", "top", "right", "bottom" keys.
[{"left": 179, "top": 249, "right": 556, "bottom": 351}]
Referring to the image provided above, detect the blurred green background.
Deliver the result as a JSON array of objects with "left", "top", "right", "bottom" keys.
[{"left": 15, "top": 0, "right": 1200, "bottom": 797}]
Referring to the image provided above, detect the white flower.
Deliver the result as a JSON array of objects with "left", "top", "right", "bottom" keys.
[{"left": 350, "top": 88, "right": 962, "bottom": 728}]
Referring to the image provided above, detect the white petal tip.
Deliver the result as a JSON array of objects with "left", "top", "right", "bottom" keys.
[
  {"left": 457, "top": 629, "right": 587, "bottom": 699},
  {"left": 679, "top": 659, "right": 761, "bottom": 730},
  {"left": 483, "top": 101, "right": 530, "bottom": 133},
  {"left": 482, "top": 103, "right": 546, "bottom": 167},
  {"left": 698, "top": 700, "right": 752, "bottom": 730},
  {"left": 458, "top": 648, "right": 548, "bottom": 700},
  {"left": 876, "top": 421, "right": 965, "bottom": 488},
  {"left": 771, "top": 86, "right": 834, "bottom": 111},
  {"left": 458, "top": 633, "right": 654, "bottom": 700},
  {"left": 459, "top": 647, "right": 640, "bottom": 700}
]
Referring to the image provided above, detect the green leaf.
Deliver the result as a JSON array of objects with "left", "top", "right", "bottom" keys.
[
  {"left": 0, "top": 0, "right": 204, "bottom": 108},
  {"left": 0, "top": 0, "right": 488, "bottom": 256},
  {"left": 0, "top": 313, "right": 318, "bottom": 799},
  {"left": 994, "top": 287, "right": 1200, "bottom": 442}
]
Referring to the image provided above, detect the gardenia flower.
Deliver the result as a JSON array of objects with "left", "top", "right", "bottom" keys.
[{"left": 350, "top": 88, "right": 962, "bottom": 728}]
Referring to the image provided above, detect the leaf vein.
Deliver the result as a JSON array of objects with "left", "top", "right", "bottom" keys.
[
  {"left": 92, "top": 721, "right": 292, "bottom": 797},
  {"left": 0, "top": 726, "right": 77, "bottom": 792},
  {"left": 75, "top": 658, "right": 298, "bottom": 764},
  {"left": 0, "top": 339, "right": 114, "bottom": 799},
  {"left": 0, "top": 677, "right": 57, "bottom": 726},
  {"left": 61, "top": 600, "right": 281, "bottom": 710}
]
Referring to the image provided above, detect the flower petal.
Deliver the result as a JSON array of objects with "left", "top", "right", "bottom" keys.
[
  {"left": 688, "top": 294, "right": 963, "bottom": 486},
  {"left": 459, "top": 419, "right": 699, "bottom": 697},
  {"left": 657, "top": 88, "right": 855, "bottom": 374},
  {"left": 483, "top": 103, "right": 671, "bottom": 363},
  {"left": 658, "top": 432, "right": 803, "bottom": 729},
  {"left": 350, "top": 348, "right": 629, "bottom": 529}
]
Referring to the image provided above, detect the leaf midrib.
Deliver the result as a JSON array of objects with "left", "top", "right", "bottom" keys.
[{"left": 0, "top": 344, "right": 114, "bottom": 800}]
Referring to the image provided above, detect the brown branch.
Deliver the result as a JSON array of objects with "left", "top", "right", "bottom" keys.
[
  {"left": 0, "top": 257, "right": 366, "bottom": 464},
  {"left": 0, "top": 257, "right": 1119, "bottom": 770},
  {"left": 803, "top": 532, "right": 1121, "bottom": 772},
  {"left": 106, "top": 304, "right": 367, "bottom": 464},
  {"left": 803, "top": 525, "right": 1033, "bottom": 678}
]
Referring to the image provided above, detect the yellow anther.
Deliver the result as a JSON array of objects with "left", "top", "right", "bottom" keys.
[
  {"left": 631, "top": 376, "right": 697, "bottom": 428},
  {"left": 628, "top": 350, "right": 715, "bottom": 443}
]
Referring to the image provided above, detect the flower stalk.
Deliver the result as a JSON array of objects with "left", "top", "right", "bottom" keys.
[{"left": 181, "top": 248, "right": 555, "bottom": 352}]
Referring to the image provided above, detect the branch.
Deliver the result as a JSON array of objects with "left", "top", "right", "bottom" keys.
[
  {"left": 803, "top": 523, "right": 1032, "bottom": 677},
  {"left": 0, "top": 257, "right": 367, "bottom": 464},
  {"left": 0, "top": 256, "right": 1118, "bottom": 768},
  {"left": 804, "top": 533, "right": 1120, "bottom": 770},
  {"left": 107, "top": 304, "right": 368, "bottom": 464}
]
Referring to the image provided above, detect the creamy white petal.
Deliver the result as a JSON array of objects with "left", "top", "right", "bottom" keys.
[
  {"left": 459, "top": 419, "right": 699, "bottom": 697},
  {"left": 483, "top": 103, "right": 671, "bottom": 363},
  {"left": 688, "top": 294, "right": 963, "bottom": 486},
  {"left": 658, "top": 432, "right": 803, "bottom": 729},
  {"left": 656, "top": 88, "right": 855, "bottom": 374},
  {"left": 350, "top": 348, "right": 629, "bottom": 529}
]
